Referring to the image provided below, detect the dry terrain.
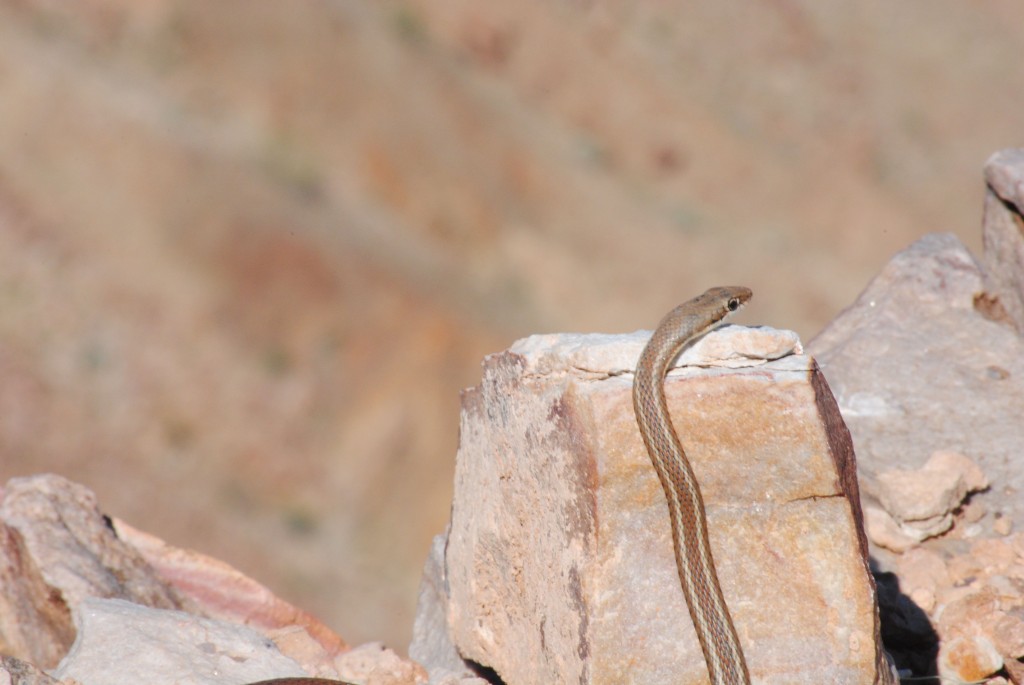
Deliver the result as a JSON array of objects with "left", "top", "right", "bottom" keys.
[{"left": 1, "top": 0, "right": 1022, "bottom": 651}]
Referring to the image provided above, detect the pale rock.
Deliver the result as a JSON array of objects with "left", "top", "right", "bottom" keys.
[
  {"left": 932, "top": 587, "right": 1024, "bottom": 660},
  {"left": 114, "top": 519, "right": 348, "bottom": 662},
  {"left": 981, "top": 147, "right": 1024, "bottom": 333},
  {"left": 0, "top": 656, "right": 60, "bottom": 685},
  {"left": 441, "top": 326, "right": 891, "bottom": 684},
  {"left": 864, "top": 506, "right": 920, "bottom": 553},
  {"left": 0, "top": 474, "right": 359, "bottom": 682},
  {"left": 1006, "top": 657, "right": 1024, "bottom": 685},
  {"left": 409, "top": 533, "right": 480, "bottom": 684},
  {"left": 808, "top": 232, "right": 1024, "bottom": 539},
  {"left": 333, "top": 642, "right": 428, "bottom": 685},
  {"left": 874, "top": 468, "right": 957, "bottom": 537},
  {"left": 509, "top": 324, "right": 802, "bottom": 378},
  {"left": 970, "top": 538, "right": 1016, "bottom": 575},
  {"left": 1007, "top": 532, "right": 1024, "bottom": 559},
  {"left": 937, "top": 635, "right": 1003, "bottom": 683},
  {"left": 960, "top": 522, "right": 985, "bottom": 539},
  {"left": 944, "top": 554, "right": 986, "bottom": 589},
  {"left": 0, "top": 476, "right": 181, "bottom": 611},
  {"left": 895, "top": 548, "right": 949, "bottom": 613},
  {"left": 51, "top": 597, "right": 308, "bottom": 685},
  {"left": 268, "top": 626, "right": 347, "bottom": 679},
  {"left": 926, "top": 450, "right": 989, "bottom": 493},
  {"left": 908, "top": 587, "right": 935, "bottom": 614},
  {"left": 992, "top": 611, "right": 1024, "bottom": 659},
  {"left": 874, "top": 452, "right": 987, "bottom": 542},
  {"left": 993, "top": 514, "right": 1013, "bottom": 536},
  {"left": 962, "top": 498, "right": 988, "bottom": 524},
  {"left": 0, "top": 474, "right": 184, "bottom": 668}
]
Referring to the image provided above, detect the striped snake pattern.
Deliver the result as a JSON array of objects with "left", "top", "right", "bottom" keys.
[{"left": 632, "top": 286, "right": 753, "bottom": 685}]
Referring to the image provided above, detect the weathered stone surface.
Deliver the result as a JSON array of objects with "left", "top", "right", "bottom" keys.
[
  {"left": 864, "top": 506, "right": 919, "bottom": 553},
  {"left": 442, "top": 325, "right": 889, "bottom": 684},
  {"left": 51, "top": 597, "right": 308, "bottom": 685},
  {"left": 333, "top": 642, "right": 429, "bottom": 685},
  {"left": 0, "top": 475, "right": 182, "bottom": 611},
  {"left": 409, "top": 532, "right": 482, "bottom": 684},
  {"left": 808, "top": 233, "right": 1024, "bottom": 536},
  {"left": 0, "top": 474, "right": 184, "bottom": 667},
  {"left": 894, "top": 548, "right": 949, "bottom": 614},
  {"left": 114, "top": 519, "right": 349, "bottom": 661},
  {"left": 509, "top": 325, "right": 802, "bottom": 377},
  {"left": 0, "top": 474, "right": 372, "bottom": 682},
  {"left": 872, "top": 451, "right": 989, "bottom": 544},
  {"left": 0, "top": 516, "right": 74, "bottom": 668},
  {"left": 981, "top": 148, "right": 1024, "bottom": 333},
  {"left": 0, "top": 656, "right": 60, "bottom": 685},
  {"left": 937, "top": 634, "right": 1002, "bottom": 684}
]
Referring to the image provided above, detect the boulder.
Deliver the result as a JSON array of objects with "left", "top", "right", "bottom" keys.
[{"left": 423, "top": 324, "right": 892, "bottom": 684}]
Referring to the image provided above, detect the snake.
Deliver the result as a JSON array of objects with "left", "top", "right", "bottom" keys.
[
  {"left": 632, "top": 286, "right": 753, "bottom": 685},
  {"left": 247, "top": 289, "right": 754, "bottom": 685}
]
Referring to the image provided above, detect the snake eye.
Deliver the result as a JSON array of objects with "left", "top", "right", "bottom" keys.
[{"left": 727, "top": 297, "right": 740, "bottom": 311}]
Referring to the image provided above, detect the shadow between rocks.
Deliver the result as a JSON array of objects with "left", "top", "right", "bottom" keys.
[{"left": 872, "top": 560, "right": 938, "bottom": 681}]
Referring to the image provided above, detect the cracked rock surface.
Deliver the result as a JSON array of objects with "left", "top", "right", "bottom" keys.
[{"left": 416, "top": 324, "right": 891, "bottom": 685}]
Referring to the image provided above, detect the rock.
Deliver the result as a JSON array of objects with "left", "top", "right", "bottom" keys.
[
  {"left": 0, "top": 656, "right": 61, "bottom": 685},
  {"left": 441, "top": 325, "right": 891, "bottom": 684},
  {"left": 864, "top": 506, "right": 920, "bottom": 553},
  {"left": 937, "top": 635, "right": 1003, "bottom": 684},
  {"left": 0, "top": 473, "right": 360, "bottom": 681},
  {"left": 113, "top": 519, "right": 349, "bottom": 663},
  {"left": 894, "top": 548, "right": 949, "bottom": 614},
  {"left": 874, "top": 469, "right": 957, "bottom": 540},
  {"left": 0, "top": 474, "right": 184, "bottom": 667},
  {"left": 0, "top": 475, "right": 182, "bottom": 610},
  {"left": 928, "top": 571, "right": 1024, "bottom": 669},
  {"left": 1005, "top": 655, "right": 1024, "bottom": 685},
  {"left": 873, "top": 451, "right": 989, "bottom": 542},
  {"left": 993, "top": 612, "right": 1024, "bottom": 660},
  {"left": 51, "top": 597, "right": 309, "bottom": 685},
  {"left": 334, "top": 642, "right": 428, "bottom": 685},
  {"left": 981, "top": 148, "right": 1024, "bottom": 333},
  {"left": 805, "top": 152, "right": 1024, "bottom": 679},
  {"left": 927, "top": 450, "right": 989, "bottom": 493},
  {"left": 409, "top": 532, "right": 480, "bottom": 683},
  {"left": 808, "top": 232, "right": 1024, "bottom": 537},
  {"left": 994, "top": 514, "right": 1014, "bottom": 536},
  {"left": 509, "top": 325, "right": 802, "bottom": 377}
]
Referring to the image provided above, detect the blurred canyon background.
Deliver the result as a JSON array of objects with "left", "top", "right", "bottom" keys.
[{"left": 1, "top": 0, "right": 1023, "bottom": 653}]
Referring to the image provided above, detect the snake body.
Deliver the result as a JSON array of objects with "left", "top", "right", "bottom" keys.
[
  {"left": 632, "top": 286, "right": 753, "bottom": 685},
  {"left": 249, "top": 290, "right": 753, "bottom": 685}
]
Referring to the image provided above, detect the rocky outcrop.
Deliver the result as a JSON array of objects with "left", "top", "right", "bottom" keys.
[
  {"left": 414, "top": 325, "right": 893, "bottom": 684},
  {"left": 0, "top": 475, "right": 183, "bottom": 668},
  {"left": 807, "top": 148, "right": 1024, "bottom": 683},
  {"left": 0, "top": 474, "right": 427, "bottom": 685}
]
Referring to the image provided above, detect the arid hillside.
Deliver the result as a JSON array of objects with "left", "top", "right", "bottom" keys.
[{"left": 1, "top": 0, "right": 1022, "bottom": 651}]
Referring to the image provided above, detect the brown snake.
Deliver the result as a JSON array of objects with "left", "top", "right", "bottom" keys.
[
  {"left": 247, "top": 291, "right": 752, "bottom": 685},
  {"left": 633, "top": 286, "right": 753, "bottom": 685}
]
